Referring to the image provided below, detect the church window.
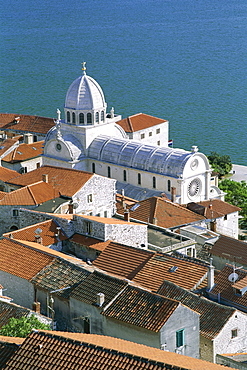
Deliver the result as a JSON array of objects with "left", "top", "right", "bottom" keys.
[
  {"left": 56, "top": 143, "right": 62, "bottom": 151},
  {"left": 87, "top": 113, "right": 92, "bottom": 124},
  {"left": 138, "top": 173, "right": 141, "bottom": 185},
  {"left": 149, "top": 132, "right": 152, "bottom": 137},
  {"left": 92, "top": 163, "right": 95, "bottom": 173},
  {"left": 72, "top": 112, "right": 76, "bottom": 124},
  {"left": 101, "top": 111, "right": 104, "bottom": 122},
  {"left": 168, "top": 180, "right": 171, "bottom": 192},
  {"left": 123, "top": 170, "right": 127, "bottom": 182},
  {"left": 67, "top": 111, "right": 71, "bottom": 123},
  {"left": 156, "top": 128, "right": 160, "bottom": 134},
  {"left": 153, "top": 176, "right": 156, "bottom": 188},
  {"left": 95, "top": 112, "right": 99, "bottom": 123},
  {"left": 107, "top": 166, "right": 111, "bottom": 178},
  {"left": 141, "top": 133, "right": 145, "bottom": 139},
  {"left": 79, "top": 113, "right": 84, "bottom": 124}
]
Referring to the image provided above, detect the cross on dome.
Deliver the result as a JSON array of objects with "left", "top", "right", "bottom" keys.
[{"left": 81, "top": 61, "right": 86, "bottom": 75}]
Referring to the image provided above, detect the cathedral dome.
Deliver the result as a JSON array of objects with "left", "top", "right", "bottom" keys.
[{"left": 65, "top": 68, "right": 106, "bottom": 111}]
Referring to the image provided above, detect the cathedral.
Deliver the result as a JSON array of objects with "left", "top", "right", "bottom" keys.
[{"left": 43, "top": 63, "right": 223, "bottom": 204}]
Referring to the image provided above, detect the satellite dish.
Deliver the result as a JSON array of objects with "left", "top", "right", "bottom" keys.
[{"left": 228, "top": 272, "right": 239, "bottom": 283}]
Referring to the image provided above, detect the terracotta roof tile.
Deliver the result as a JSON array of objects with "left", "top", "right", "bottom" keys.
[
  {"left": 3, "top": 219, "right": 68, "bottom": 246},
  {"left": 0, "top": 113, "right": 55, "bottom": 135},
  {"left": 93, "top": 242, "right": 155, "bottom": 280},
  {"left": 209, "top": 265, "right": 247, "bottom": 309},
  {"left": 103, "top": 285, "right": 179, "bottom": 332},
  {"left": 0, "top": 138, "right": 19, "bottom": 157},
  {"left": 70, "top": 270, "right": 128, "bottom": 307},
  {"left": 117, "top": 113, "right": 167, "bottom": 133},
  {"left": 0, "top": 336, "right": 24, "bottom": 345},
  {"left": 7, "top": 165, "right": 93, "bottom": 197},
  {"left": 0, "top": 167, "right": 18, "bottom": 182},
  {"left": 71, "top": 234, "right": 111, "bottom": 251},
  {"left": 211, "top": 235, "right": 247, "bottom": 266},
  {"left": 133, "top": 254, "right": 208, "bottom": 291},
  {"left": 187, "top": 199, "right": 241, "bottom": 219},
  {"left": 4, "top": 330, "right": 228, "bottom": 370},
  {"left": 0, "top": 342, "right": 19, "bottom": 369},
  {"left": 157, "top": 280, "right": 236, "bottom": 340},
  {"left": 2, "top": 141, "right": 44, "bottom": 163},
  {"left": 0, "top": 239, "right": 55, "bottom": 280},
  {"left": 76, "top": 213, "right": 141, "bottom": 225},
  {"left": 117, "top": 196, "right": 205, "bottom": 228}
]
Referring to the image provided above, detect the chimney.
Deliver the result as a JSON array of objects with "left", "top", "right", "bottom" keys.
[
  {"left": 152, "top": 217, "right": 157, "bottom": 225},
  {"left": 68, "top": 202, "right": 74, "bottom": 214},
  {"left": 42, "top": 174, "right": 48, "bottom": 183},
  {"left": 96, "top": 293, "right": 105, "bottom": 307},
  {"left": 207, "top": 257, "right": 215, "bottom": 291},
  {"left": 32, "top": 301, "right": 41, "bottom": 314},
  {"left": 171, "top": 187, "right": 176, "bottom": 202},
  {"left": 210, "top": 220, "right": 217, "bottom": 232},
  {"left": 24, "top": 133, "right": 33, "bottom": 144},
  {"left": 124, "top": 210, "right": 130, "bottom": 222},
  {"left": 209, "top": 203, "right": 213, "bottom": 210}
]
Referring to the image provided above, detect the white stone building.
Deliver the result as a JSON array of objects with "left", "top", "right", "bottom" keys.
[{"left": 43, "top": 63, "right": 224, "bottom": 205}]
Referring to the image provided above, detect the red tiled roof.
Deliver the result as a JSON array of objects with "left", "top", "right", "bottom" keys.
[
  {"left": 117, "top": 113, "right": 167, "bottom": 133},
  {"left": 2, "top": 141, "right": 44, "bottom": 163},
  {"left": 0, "top": 181, "right": 59, "bottom": 205},
  {"left": 133, "top": 254, "right": 208, "bottom": 291},
  {"left": 93, "top": 242, "right": 155, "bottom": 280},
  {"left": 0, "top": 113, "right": 55, "bottom": 135},
  {"left": 187, "top": 199, "right": 241, "bottom": 219},
  {"left": 7, "top": 165, "right": 93, "bottom": 197},
  {"left": 0, "top": 138, "right": 19, "bottom": 158},
  {"left": 3, "top": 330, "right": 228, "bottom": 370},
  {"left": 3, "top": 219, "right": 68, "bottom": 246},
  {"left": 117, "top": 196, "right": 204, "bottom": 228},
  {"left": 0, "top": 167, "right": 18, "bottom": 182},
  {"left": 211, "top": 235, "right": 247, "bottom": 266},
  {"left": 75, "top": 213, "right": 141, "bottom": 225},
  {"left": 0, "top": 238, "right": 55, "bottom": 280},
  {"left": 71, "top": 234, "right": 111, "bottom": 251},
  {"left": 209, "top": 265, "right": 247, "bottom": 309}
]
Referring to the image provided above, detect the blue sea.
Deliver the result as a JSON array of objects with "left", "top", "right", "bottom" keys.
[{"left": 1, "top": 0, "right": 247, "bottom": 164}]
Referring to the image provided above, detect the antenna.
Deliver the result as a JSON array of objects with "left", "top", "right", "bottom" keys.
[{"left": 228, "top": 272, "right": 239, "bottom": 283}]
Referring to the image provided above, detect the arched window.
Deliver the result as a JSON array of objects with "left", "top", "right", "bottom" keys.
[
  {"left": 138, "top": 173, "right": 141, "bottom": 185},
  {"left": 107, "top": 166, "right": 111, "bottom": 178},
  {"left": 95, "top": 112, "right": 99, "bottom": 123},
  {"left": 79, "top": 113, "right": 84, "bottom": 124},
  {"left": 67, "top": 111, "right": 71, "bottom": 123},
  {"left": 72, "top": 112, "right": 76, "bottom": 124},
  {"left": 123, "top": 170, "right": 127, "bottom": 182},
  {"left": 87, "top": 113, "right": 92, "bottom": 124},
  {"left": 92, "top": 163, "right": 95, "bottom": 173},
  {"left": 101, "top": 111, "right": 104, "bottom": 122},
  {"left": 168, "top": 180, "right": 171, "bottom": 192},
  {"left": 153, "top": 176, "right": 156, "bottom": 189}
]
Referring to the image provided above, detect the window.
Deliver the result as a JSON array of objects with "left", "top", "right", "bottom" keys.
[
  {"left": 107, "top": 166, "right": 111, "bottom": 178},
  {"left": 123, "top": 170, "right": 127, "bottom": 182},
  {"left": 87, "top": 113, "right": 92, "bottom": 124},
  {"left": 79, "top": 113, "right": 84, "bottom": 124},
  {"left": 141, "top": 133, "right": 145, "bottom": 139},
  {"left": 84, "top": 221, "right": 92, "bottom": 235},
  {"left": 92, "top": 163, "right": 95, "bottom": 173},
  {"left": 87, "top": 194, "right": 93, "bottom": 203},
  {"left": 149, "top": 132, "right": 152, "bottom": 137},
  {"left": 157, "top": 141, "right": 160, "bottom": 146},
  {"left": 67, "top": 111, "right": 71, "bottom": 123},
  {"left": 72, "top": 112, "right": 76, "bottom": 123},
  {"left": 176, "top": 329, "right": 185, "bottom": 348},
  {"left": 36, "top": 162, "right": 40, "bottom": 168},
  {"left": 101, "top": 110, "right": 104, "bottom": 122},
  {"left": 95, "top": 112, "right": 99, "bottom": 123},
  {"left": 104, "top": 211, "right": 108, "bottom": 218},
  {"left": 153, "top": 176, "right": 156, "bottom": 189},
  {"left": 138, "top": 173, "right": 141, "bottom": 185},
  {"left": 231, "top": 329, "right": 238, "bottom": 339},
  {"left": 33, "top": 135, "right": 38, "bottom": 142},
  {"left": 84, "top": 318, "right": 90, "bottom": 334},
  {"left": 156, "top": 128, "right": 160, "bottom": 134},
  {"left": 224, "top": 214, "right": 228, "bottom": 220},
  {"left": 13, "top": 209, "right": 19, "bottom": 217},
  {"left": 168, "top": 180, "right": 171, "bottom": 192}
]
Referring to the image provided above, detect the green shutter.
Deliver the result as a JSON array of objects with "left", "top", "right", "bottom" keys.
[{"left": 176, "top": 329, "right": 184, "bottom": 347}]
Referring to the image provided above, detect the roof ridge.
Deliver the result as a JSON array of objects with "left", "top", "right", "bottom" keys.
[
  {"left": 127, "top": 117, "right": 134, "bottom": 132},
  {"left": 27, "top": 185, "right": 39, "bottom": 205}
]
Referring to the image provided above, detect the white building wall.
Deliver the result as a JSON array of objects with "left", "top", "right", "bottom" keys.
[
  {"left": 215, "top": 212, "right": 239, "bottom": 239},
  {"left": 131, "top": 121, "right": 169, "bottom": 148}
]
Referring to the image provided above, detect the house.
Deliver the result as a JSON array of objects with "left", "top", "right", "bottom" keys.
[
  {"left": 2, "top": 330, "right": 229, "bottom": 370},
  {"left": 5, "top": 165, "right": 117, "bottom": 218},
  {"left": 207, "top": 264, "right": 247, "bottom": 313},
  {"left": 186, "top": 199, "right": 241, "bottom": 239},
  {"left": 157, "top": 279, "right": 247, "bottom": 363},
  {"left": 210, "top": 235, "right": 247, "bottom": 271},
  {"left": 116, "top": 113, "right": 169, "bottom": 147},
  {"left": 0, "top": 113, "right": 55, "bottom": 142},
  {"left": 43, "top": 64, "right": 224, "bottom": 204}
]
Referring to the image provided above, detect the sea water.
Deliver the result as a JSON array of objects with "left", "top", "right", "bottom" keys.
[{"left": 1, "top": 0, "right": 246, "bottom": 164}]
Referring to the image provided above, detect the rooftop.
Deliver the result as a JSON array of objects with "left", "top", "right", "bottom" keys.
[
  {"left": 0, "top": 113, "right": 55, "bottom": 135},
  {"left": 2, "top": 140, "right": 44, "bottom": 163},
  {"left": 186, "top": 199, "right": 241, "bottom": 219},
  {"left": 0, "top": 166, "right": 18, "bottom": 182},
  {"left": 211, "top": 235, "right": 247, "bottom": 266},
  {"left": 116, "top": 113, "right": 167, "bottom": 133}
]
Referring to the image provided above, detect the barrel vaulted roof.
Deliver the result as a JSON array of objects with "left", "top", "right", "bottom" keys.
[{"left": 88, "top": 135, "right": 195, "bottom": 177}]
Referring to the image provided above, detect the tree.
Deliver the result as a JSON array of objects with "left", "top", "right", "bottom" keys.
[
  {"left": 0, "top": 315, "right": 51, "bottom": 338},
  {"left": 207, "top": 151, "right": 232, "bottom": 177},
  {"left": 219, "top": 179, "right": 247, "bottom": 228}
]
